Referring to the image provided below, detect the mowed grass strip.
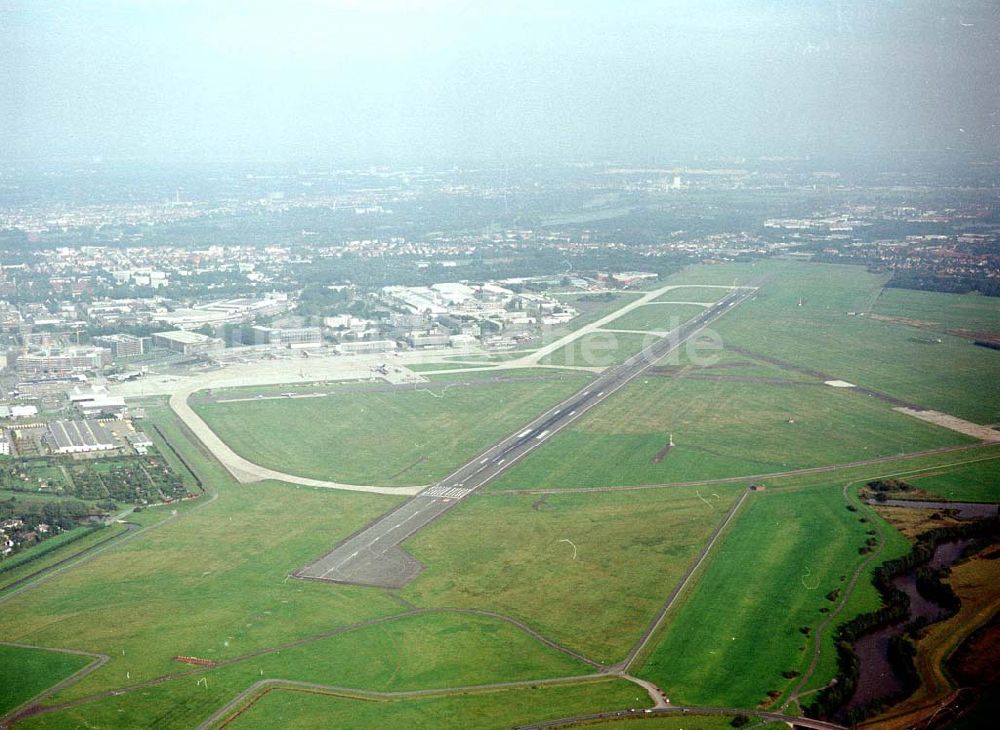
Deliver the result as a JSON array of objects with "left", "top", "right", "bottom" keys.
[
  {"left": 401, "top": 485, "right": 745, "bottom": 663},
  {"left": 490, "top": 378, "right": 971, "bottom": 490},
  {"left": 637, "top": 486, "right": 878, "bottom": 708},
  {"left": 194, "top": 371, "right": 590, "bottom": 485},
  {"left": 654, "top": 286, "right": 730, "bottom": 304},
  {"left": 220, "top": 678, "right": 644, "bottom": 730},
  {"left": 0, "top": 644, "right": 92, "bottom": 714},
  {"left": 604, "top": 303, "right": 708, "bottom": 333},
  {"left": 540, "top": 331, "right": 654, "bottom": 368}
]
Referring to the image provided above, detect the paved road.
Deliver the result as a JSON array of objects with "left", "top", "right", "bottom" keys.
[{"left": 295, "top": 285, "right": 761, "bottom": 588}]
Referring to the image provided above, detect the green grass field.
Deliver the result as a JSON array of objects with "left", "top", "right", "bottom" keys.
[
  {"left": 220, "top": 679, "right": 644, "bottom": 730},
  {"left": 691, "top": 261, "right": 1000, "bottom": 423},
  {"left": 0, "top": 644, "right": 91, "bottom": 715},
  {"left": 907, "top": 458, "right": 1000, "bottom": 503},
  {"left": 402, "top": 484, "right": 745, "bottom": 662},
  {"left": 243, "top": 610, "right": 589, "bottom": 690},
  {"left": 637, "top": 485, "right": 890, "bottom": 708},
  {"left": 655, "top": 344, "right": 816, "bottom": 381},
  {"left": 194, "top": 371, "right": 590, "bottom": 485},
  {"left": 654, "top": 286, "right": 730, "bottom": 303},
  {"left": 872, "top": 288, "right": 1000, "bottom": 335},
  {"left": 18, "top": 648, "right": 616, "bottom": 730},
  {"left": 604, "top": 303, "right": 708, "bottom": 332},
  {"left": 0, "top": 524, "right": 133, "bottom": 593},
  {"left": 490, "top": 377, "right": 971, "bottom": 490},
  {"left": 539, "top": 331, "right": 654, "bottom": 368}
]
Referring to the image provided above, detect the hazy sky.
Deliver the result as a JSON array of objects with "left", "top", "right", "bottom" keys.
[{"left": 3, "top": 0, "right": 998, "bottom": 163}]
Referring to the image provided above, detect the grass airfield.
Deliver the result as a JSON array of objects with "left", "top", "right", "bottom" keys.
[
  {"left": 194, "top": 370, "right": 590, "bottom": 486},
  {"left": 2, "top": 260, "right": 998, "bottom": 728}
]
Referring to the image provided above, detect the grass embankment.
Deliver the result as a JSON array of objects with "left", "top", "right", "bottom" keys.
[
  {"left": 194, "top": 371, "right": 590, "bottom": 485},
  {"left": 402, "top": 485, "right": 745, "bottom": 663}
]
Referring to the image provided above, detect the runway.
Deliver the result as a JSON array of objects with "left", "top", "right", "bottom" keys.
[{"left": 294, "top": 284, "right": 761, "bottom": 588}]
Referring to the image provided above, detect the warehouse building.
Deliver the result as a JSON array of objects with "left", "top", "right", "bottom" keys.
[
  {"left": 152, "top": 330, "right": 225, "bottom": 355},
  {"left": 44, "top": 419, "right": 116, "bottom": 454}
]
